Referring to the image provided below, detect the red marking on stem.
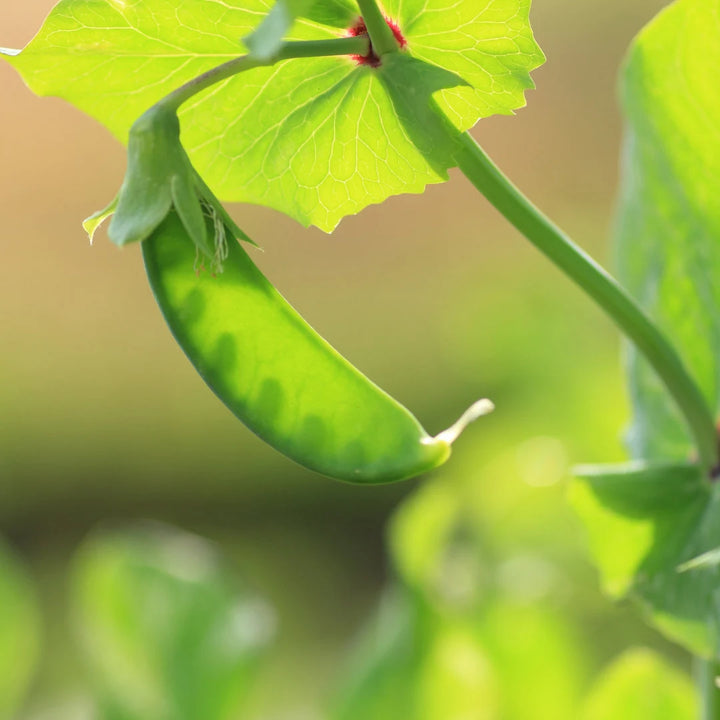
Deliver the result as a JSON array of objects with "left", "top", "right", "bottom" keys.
[{"left": 347, "top": 16, "right": 407, "bottom": 67}]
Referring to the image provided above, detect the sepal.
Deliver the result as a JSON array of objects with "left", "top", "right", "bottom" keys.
[{"left": 85, "top": 104, "right": 255, "bottom": 272}]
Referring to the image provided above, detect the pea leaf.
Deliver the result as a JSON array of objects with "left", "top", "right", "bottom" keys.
[
  {"left": 3, "top": 0, "right": 543, "bottom": 230},
  {"left": 571, "top": 462, "right": 720, "bottom": 658},
  {"left": 332, "top": 589, "right": 584, "bottom": 720},
  {"left": 0, "top": 540, "right": 40, "bottom": 720},
  {"left": 572, "top": 0, "right": 720, "bottom": 659},
  {"left": 384, "top": 0, "right": 545, "bottom": 130},
  {"left": 580, "top": 648, "right": 695, "bottom": 720},
  {"left": 72, "top": 523, "right": 274, "bottom": 720},
  {"left": 615, "top": 0, "right": 720, "bottom": 460}
]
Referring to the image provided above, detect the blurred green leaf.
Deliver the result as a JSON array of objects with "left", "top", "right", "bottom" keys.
[
  {"left": 71, "top": 523, "right": 274, "bottom": 720},
  {"left": 616, "top": 0, "right": 720, "bottom": 460},
  {"left": 330, "top": 591, "right": 431, "bottom": 720},
  {"left": 571, "top": 462, "right": 720, "bottom": 657},
  {"left": 332, "top": 587, "right": 585, "bottom": 720},
  {"left": 416, "top": 616, "right": 499, "bottom": 720},
  {"left": 390, "top": 480, "right": 475, "bottom": 604},
  {"left": 389, "top": 463, "right": 574, "bottom": 610},
  {"left": 331, "top": 590, "right": 501, "bottom": 720},
  {"left": 387, "top": 465, "right": 588, "bottom": 719},
  {"left": 0, "top": 539, "right": 40, "bottom": 720},
  {"left": 474, "top": 601, "right": 586, "bottom": 720},
  {"left": 580, "top": 648, "right": 695, "bottom": 720}
]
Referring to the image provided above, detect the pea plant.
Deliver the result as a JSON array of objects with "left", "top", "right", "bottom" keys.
[{"left": 2, "top": 0, "right": 720, "bottom": 715}]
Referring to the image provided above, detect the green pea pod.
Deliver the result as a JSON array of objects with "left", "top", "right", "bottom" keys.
[{"left": 143, "top": 213, "right": 492, "bottom": 483}]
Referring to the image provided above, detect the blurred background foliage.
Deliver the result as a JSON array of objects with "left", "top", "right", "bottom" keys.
[{"left": 0, "top": 0, "right": 696, "bottom": 717}]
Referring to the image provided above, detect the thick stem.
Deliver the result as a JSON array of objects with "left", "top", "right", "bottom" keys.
[
  {"left": 697, "top": 658, "right": 720, "bottom": 720},
  {"left": 355, "top": 0, "right": 400, "bottom": 56},
  {"left": 160, "top": 37, "right": 369, "bottom": 112},
  {"left": 455, "top": 131, "right": 718, "bottom": 472}
]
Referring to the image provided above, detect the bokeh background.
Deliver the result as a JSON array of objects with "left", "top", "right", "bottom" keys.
[{"left": 0, "top": 0, "right": 690, "bottom": 717}]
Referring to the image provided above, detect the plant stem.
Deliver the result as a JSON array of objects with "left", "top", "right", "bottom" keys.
[
  {"left": 697, "top": 658, "right": 720, "bottom": 719},
  {"left": 455, "top": 130, "right": 718, "bottom": 473},
  {"left": 159, "top": 37, "right": 369, "bottom": 112},
  {"left": 355, "top": 0, "right": 400, "bottom": 56}
]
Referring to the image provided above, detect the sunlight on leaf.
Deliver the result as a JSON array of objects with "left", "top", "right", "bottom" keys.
[
  {"left": 580, "top": 649, "right": 695, "bottom": 720},
  {"left": 384, "top": 0, "right": 544, "bottom": 129},
  {"left": 616, "top": 0, "right": 720, "bottom": 460},
  {"left": 571, "top": 461, "right": 720, "bottom": 658},
  {"left": 570, "top": 0, "right": 720, "bottom": 660},
  {"left": 4, "top": 0, "right": 543, "bottom": 230}
]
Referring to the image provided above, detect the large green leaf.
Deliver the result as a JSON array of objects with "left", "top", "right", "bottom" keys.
[
  {"left": 580, "top": 648, "right": 695, "bottom": 720},
  {"left": 570, "top": 0, "right": 720, "bottom": 660},
  {"left": 571, "top": 462, "right": 720, "bottom": 658},
  {"left": 3, "top": 0, "right": 542, "bottom": 230},
  {"left": 72, "top": 524, "right": 274, "bottom": 720},
  {"left": 616, "top": 0, "right": 720, "bottom": 460},
  {"left": 0, "top": 540, "right": 40, "bottom": 720}
]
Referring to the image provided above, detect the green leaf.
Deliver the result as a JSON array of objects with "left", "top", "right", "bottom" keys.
[
  {"left": 572, "top": 0, "right": 720, "bottom": 661},
  {"left": 387, "top": 476, "right": 586, "bottom": 719},
  {"left": 72, "top": 523, "right": 274, "bottom": 720},
  {"left": 330, "top": 591, "right": 430, "bottom": 720},
  {"left": 4, "top": 0, "right": 543, "bottom": 230},
  {"left": 580, "top": 648, "right": 695, "bottom": 720},
  {"left": 475, "top": 601, "right": 585, "bottom": 720},
  {"left": 332, "top": 590, "right": 584, "bottom": 720},
  {"left": 0, "top": 540, "right": 40, "bottom": 720},
  {"left": 331, "top": 592, "right": 501, "bottom": 720},
  {"left": 415, "top": 617, "right": 498, "bottom": 720},
  {"left": 571, "top": 462, "right": 720, "bottom": 658},
  {"left": 616, "top": 0, "right": 720, "bottom": 461},
  {"left": 390, "top": 479, "right": 466, "bottom": 601},
  {"left": 384, "top": 0, "right": 545, "bottom": 129}
]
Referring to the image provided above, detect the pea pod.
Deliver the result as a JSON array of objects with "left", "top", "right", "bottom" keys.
[{"left": 143, "top": 213, "right": 492, "bottom": 483}]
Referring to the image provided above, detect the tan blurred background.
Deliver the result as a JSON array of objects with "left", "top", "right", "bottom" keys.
[{"left": 0, "top": 0, "right": 675, "bottom": 716}]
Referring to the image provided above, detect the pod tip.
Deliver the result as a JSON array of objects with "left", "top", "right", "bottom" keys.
[{"left": 433, "top": 398, "right": 495, "bottom": 446}]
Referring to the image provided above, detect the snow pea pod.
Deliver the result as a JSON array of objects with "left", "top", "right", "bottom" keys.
[{"left": 143, "top": 213, "right": 491, "bottom": 483}]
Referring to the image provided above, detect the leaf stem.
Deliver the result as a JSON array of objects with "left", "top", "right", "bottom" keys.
[
  {"left": 159, "top": 37, "right": 369, "bottom": 112},
  {"left": 455, "top": 131, "right": 718, "bottom": 473},
  {"left": 355, "top": 0, "right": 401, "bottom": 56},
  {"left": 697, "top": 658, "right": 720, "bottom": 719}
]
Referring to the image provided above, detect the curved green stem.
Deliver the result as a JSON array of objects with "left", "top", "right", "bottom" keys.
[
  {"left": 697, "top": 658, "right": 720, "bottom": 720},
  {"left": 159, "top": 37, "right": 369, "bottom": 112},
  {"left": 355, "top": 0, "right": 401, "bottom": 56},
  {"left": 455, "top": 131, "right": 718, "bottom": 473}
]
